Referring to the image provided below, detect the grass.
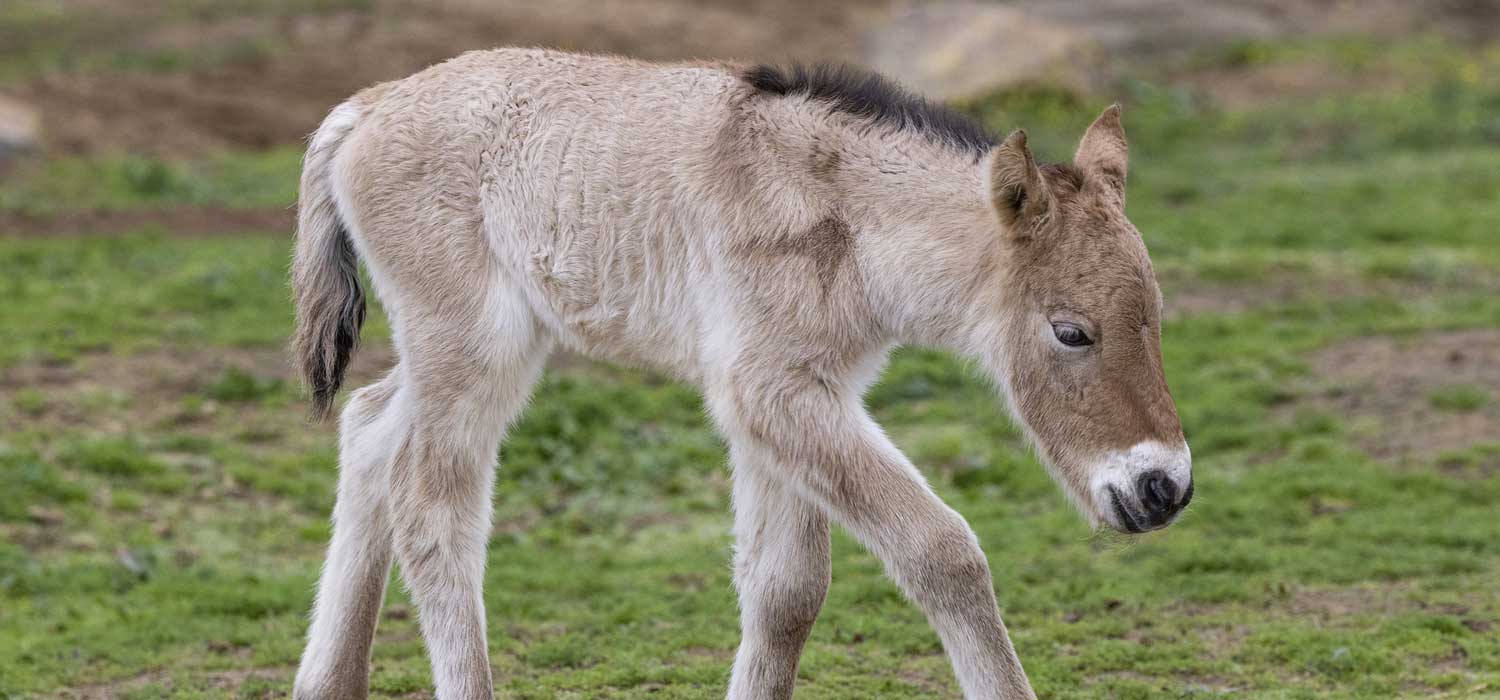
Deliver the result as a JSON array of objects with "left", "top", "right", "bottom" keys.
[
  {"left": 1430, "top": 386, "right": 1490, "bottom": 414},
  {"left": 0, "top": 233, "right": 305, "bottom": 366},
  {"left": 0, "top": 148, "right": 304, "bottom": 216},
  {"left": 2, "top": 32, "right": 1499, "bottom": 700}
]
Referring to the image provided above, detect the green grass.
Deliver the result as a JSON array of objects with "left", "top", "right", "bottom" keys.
[
  {"left": 0, "top": 148, "right": 304, "bottom": 216},
  {"left": 2, "top": 33, "right": 1500, "bottom": 700},
  {"left": 1430, "top": 386, "right": 1490, "bottom": 413},
  {"left": 0, "top": 234, "right": 300, "bottom": 366}
]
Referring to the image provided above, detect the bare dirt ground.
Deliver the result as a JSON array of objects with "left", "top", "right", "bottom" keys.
[
  {"left": 1297, "top": 330, "right": 1500, "bottom": 467},
  {"left": 47, "top": 667, "right": 296, "bottom": 700},
  {"left": 0, "top": 205, "right": 293, "bottom": 238}
]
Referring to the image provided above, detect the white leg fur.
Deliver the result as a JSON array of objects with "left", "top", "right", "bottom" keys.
[
  {"left": 294, "top": 373, "right": 403, "bottom": 700},
  {"left": 726, "top": 445, "right": 831, "bottom": 700}
]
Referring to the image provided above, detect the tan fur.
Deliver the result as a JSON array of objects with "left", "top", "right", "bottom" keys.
[{"left": 290, "top": 49, "right": 1191, "bottom": 700}]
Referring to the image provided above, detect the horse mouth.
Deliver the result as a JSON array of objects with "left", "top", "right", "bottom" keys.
[{"left": 1108, "top": 486, "right": 1143, "bottom": 534}]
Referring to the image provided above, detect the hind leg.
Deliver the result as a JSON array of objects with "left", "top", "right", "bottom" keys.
[
  {"left": 386, "top": 280, "right": 551, "bottom": 700},
  {"left": 295, "top": 272, "right": 549, "bottom": 700},
  {"left": 295, "top": 372, "right": 405, "bottom": 700}
]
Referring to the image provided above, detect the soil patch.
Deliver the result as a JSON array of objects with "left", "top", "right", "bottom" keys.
[
  {"left": 0, "top": 343, "right": 392, "bottom": 436},
  {"left": 1161, "top": 269, "right": 1500, "bottom": 319},
  {"left": 1162, "top": 275, "right": 1304, "bottom": 319},
  {"left": 46, "top": 666, "right": 291, "bottom": 700},
  {"left": 0, "top": 205, "right": 293, "bottom": 238},
  {"left": 1297, "top": 330, "right": 1500, "bottom": 465},
  {"left": 1, "top": 343, "right": 612, "bottom": 435},
  {"left": 1286, "top": 582, "right": 1422, "bottom": 620}
]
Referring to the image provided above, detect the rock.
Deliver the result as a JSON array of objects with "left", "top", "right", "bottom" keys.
[
  {"left": 863, "top": 2, "right": 1096, "bottom": 102},
  {"left": 116, "top": 545, "right": 151, "bottom": 578},
  {"left": 1015, "top": 0, "right": 1280, "bottom": 55},
  {"left": 862, "top": 0, "right": 1303, "bottom": 102},
  {"left": 0, "top": 95, "right": 41, "bottom": 162},
  {"left": 67, "top": 532, "right": 100, "bottom": 551}
]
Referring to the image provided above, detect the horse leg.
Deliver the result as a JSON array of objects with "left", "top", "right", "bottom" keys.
[
  {"left": 295, "top": 372, "right": 404, "bottom": 700},
  {"left": 724, "top": 442, "right": 832, "bottom": 700}
]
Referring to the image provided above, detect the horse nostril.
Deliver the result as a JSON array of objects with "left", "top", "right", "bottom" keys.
[
  {"left": 1179, "top": 479, "right": 1195, "bottom": 509},
  {"left": 1136, "top": 469, "right": 1178, "bottom": 519}
]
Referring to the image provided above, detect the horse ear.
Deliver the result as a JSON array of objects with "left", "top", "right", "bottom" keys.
[
  {"left": 1075, "top": 104, "right": 1128, "bottom": 200},
  {"left": 988, "top": 130, "right": 1053, "bottom": 233}
]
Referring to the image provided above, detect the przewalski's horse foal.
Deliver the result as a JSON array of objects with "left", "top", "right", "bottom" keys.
[{"left": 290, "top": 49, "right": 1192, "bottom": 700}]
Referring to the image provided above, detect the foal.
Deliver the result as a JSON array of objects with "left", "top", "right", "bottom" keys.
[{"left": 291, "top": 49, "right": 1192, "bottom": 700}]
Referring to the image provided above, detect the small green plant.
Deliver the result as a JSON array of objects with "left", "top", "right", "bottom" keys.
[
  {"left": 1429, "top": 385, "right": 1489, "bottom": 413},
  {"left": 0, "top": 447, "right": 88, "bottom": 520},
  {"left": 121, "top": 156, "right": 177, "bottom": 197},
  {"left": 204, "top": 366, "right": 284, "bottom": 403},
  {"left": 9, "top": 389, "right": 46, "bottom": 416},
  {"left": 57, "top": 436, "right": 165, "bottom": 478},
  {"left": 109, "top": 490, "right": 144, "bottom": 512}
]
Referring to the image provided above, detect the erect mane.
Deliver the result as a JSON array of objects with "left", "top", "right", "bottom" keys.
[{"left": 740, "top": 62, "right": 998, "bottom": 157}]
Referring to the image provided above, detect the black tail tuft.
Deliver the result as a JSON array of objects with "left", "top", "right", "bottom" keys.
[{"left": 305, "top": 224, "right": 366, "bottom": 422}]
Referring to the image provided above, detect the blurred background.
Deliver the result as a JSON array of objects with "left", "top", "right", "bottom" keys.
[{"left": 1, "top": 1, "right": 1498, "bottom": 698}]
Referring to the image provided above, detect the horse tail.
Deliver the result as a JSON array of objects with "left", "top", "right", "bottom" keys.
[{"left": 291, "top": 102, "right": 366, "bottom": 422}]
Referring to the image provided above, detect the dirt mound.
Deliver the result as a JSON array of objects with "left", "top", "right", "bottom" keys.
[{"left": 1301, "top": 330, "right": 1500, "bottom": 465}]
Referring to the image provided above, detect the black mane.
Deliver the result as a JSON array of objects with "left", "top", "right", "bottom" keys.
[{"left": 740, "top": 63, "right": 998, "bottom": 156}]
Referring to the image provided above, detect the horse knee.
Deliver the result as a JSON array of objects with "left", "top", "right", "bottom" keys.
[
  {"left": 744, "top": 573, "right": 828, "bottom": 643},
  {"left": 735, "top": 525, "right": 831, "bottom": 640},
  {"left": 893, "top": 516, "right": 994, "bottom": 610}
]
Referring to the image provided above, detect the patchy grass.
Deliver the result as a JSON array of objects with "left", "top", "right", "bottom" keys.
[
  {"left": 1292, "top": 331, "right": 1500, "bottom": 463},
  {"left": 0, "top": 0, "right": 373, "bottom": 84},
  {"left": 2, "top": 33, "right": 1500, "bottom": 700},
  {"left": 203, "top": 366, "right": 288, "bottom": 404}
]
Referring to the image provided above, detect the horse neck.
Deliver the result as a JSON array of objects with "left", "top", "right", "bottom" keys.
[{"left": 836, "top": 140, "right": 1004, "bottom": 353}]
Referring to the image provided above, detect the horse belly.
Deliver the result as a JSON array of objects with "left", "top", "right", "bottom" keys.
[
  {"left": 486, "top": 160, "right": 707, "bottom": 376},
  {"left": 531, "top": 223, "right": 708, "bottom": 379}
]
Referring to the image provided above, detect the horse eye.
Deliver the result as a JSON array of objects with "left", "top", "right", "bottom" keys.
[{"left": 1052, "top": 322, "right": 1093, "bottom": 347}]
